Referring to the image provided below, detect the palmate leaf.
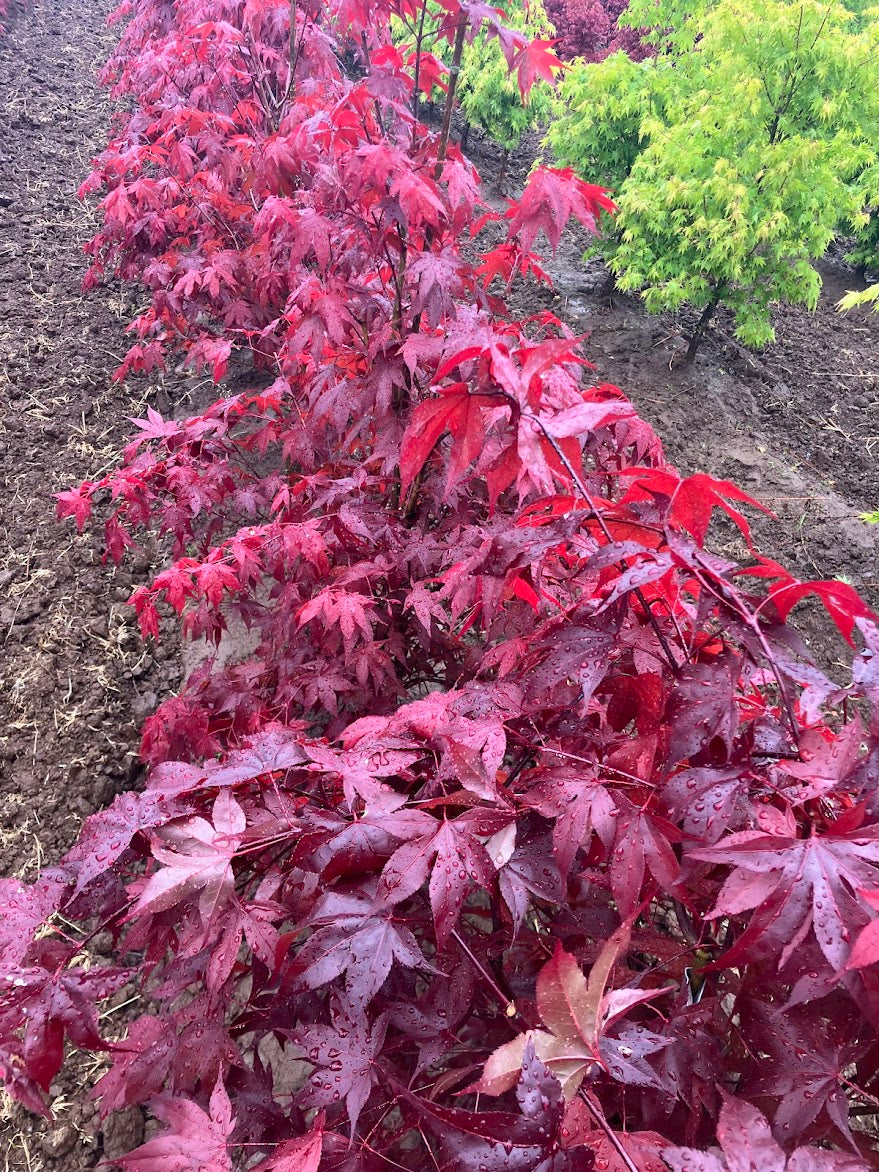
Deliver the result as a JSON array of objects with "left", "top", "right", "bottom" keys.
[
  {"left": 395, "top": 1042, "right": 593, "bottom": 1171},
  {"left": 619, "top": 467, "right": 769, "bottom": 548},
  {"left": 118, "top": 1077, "right": 234, "bottom": 1171},
  {"left": 691, "top": 828, "right": 879, "bottom": 971},
  {"left": 374, "top": 811, "right": 501, "bottom": 945},
  {"left": 293, "top": 995, "right": 385, "bottom": 1134},
  {"left": 0, "top": 964, "right": 131, "bottom": 1092},
  {"left": 127, "top": 790, "right": 246, "bottom": 922},
  {"left": 253, "top": 1113, "right": 325, "bottom": 1171},
  {"left": 509, "top": 37, "right": 565, "bottom": 97},
  {"left": 293, "top": 892, "right": 433, "bottom": 1007},
  {"left": 94, "top": 1015, "right": 239, "bottom": 1117},
  {"left": 663, "top": 1094, "right": 866, "bottom": 1171},
  {"left": 558, "top": 1097, "right": 669, "bottom": 1171},
  {"left": 739, "top": 1003, "right": 861, "bottom": 1146},
  {"left": 505, "top": 167, "right": 615, "bottom": 252},
  {"left": 473, "top": 927, "right": 665, "bottom": 1100},
  {"left": 58, "top": 789, "right": 186, "bottom": 897}
]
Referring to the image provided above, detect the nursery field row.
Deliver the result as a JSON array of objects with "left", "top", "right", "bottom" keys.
[{"left": 3, "top": 0, "right": 879, "bottom": 1169}]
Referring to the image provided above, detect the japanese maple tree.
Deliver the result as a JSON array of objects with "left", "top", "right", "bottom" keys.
[
  {"left": 544, "top": 0, "right": 648, "bottom": 61},
  {"left": 2, "top": 0, "right": 879, "bottom": 1168}
]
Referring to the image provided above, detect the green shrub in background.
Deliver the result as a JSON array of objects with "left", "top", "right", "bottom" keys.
[
  {"left": 456, "top": 0, "right": 555, "bottom": 186},
  {"left": 547, "top": 51, "right": 657, "bottom": 194},
  {"left": 393, "top": 1, "right": 555, "bottom": 188},
  {"left": 845, "top": 161, "right": 879, "bottom": 276},
  {"left": 548, "top": 0, "right": 879, "bottom": 359}
]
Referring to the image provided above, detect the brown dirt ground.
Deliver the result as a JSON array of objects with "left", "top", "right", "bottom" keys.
[
  {"left": 0, "top": 0, "right": 189, "bottom": 1163},
  {"left": 1, "top": 9, "right": 879, "bottom": 1169}
]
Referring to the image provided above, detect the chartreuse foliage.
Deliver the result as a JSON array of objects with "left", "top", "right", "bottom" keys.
[
  {"left": 5, "top": 0, "right": 879, "bottom": 1168},
  {"left": 846, "top": 162, "right": 879, "bottom": 274},
  {"left": 839, "top": 285, "right": 879, "bottom": 311},
  {"left": 547, "top": 50, "right": 659, "bottom": 194},
  {"left": 618, "top": 0, "right": 711, "bottom": 53},
  {"left": 550, "top": 0, "right": 879, "bottom": 355},
  {"left": 457, "top": 0, "right": 555, "bottom": 155}
]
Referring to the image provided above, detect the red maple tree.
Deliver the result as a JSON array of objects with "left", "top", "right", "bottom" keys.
[{"left": 3, "top": 0, "right": 879, "bottom": 1168}]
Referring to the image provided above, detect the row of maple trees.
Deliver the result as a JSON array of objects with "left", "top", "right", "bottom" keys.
[{"left": 4, "top": 0, "right": 879, "bottom": 1168}]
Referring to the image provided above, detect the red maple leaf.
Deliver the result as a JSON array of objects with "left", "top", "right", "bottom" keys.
[
  {"left": 294, "top": 995, "right": 383, "bottom": 1133},
  {"left": 128, "top": 790, "right": 246, "bottom": 921},
  {"left": 375, "top": 811, "right": 500, "bottom": 945},
  {"left": 620, "top": 467, "right": 770, "bottom": 548},
  {"left": 252, "top": 1113, "right": 325, "bottom": 1171},
  {"left": 738, "top": 557, "right": 874, "bottom": 646},
  {"left": 118, "top": 1076, "right": 234, "bottom": 1171},
  {"left": 473, "top": 927, "right": 664, "bottom": 1100},
  {"left": 691, "top": 827, "right": 879, "bottom": 971},
  {"left": 510, "top": 37, "right": 565, "bottom": 97},
  {"left": 664, "top": 1093, "right": 863, "bottom": 1171},
  {"left": 0, "top": 965, "right": 130, "bottom": 1092},
  {"left": 293, "top": 892, "right": 432, "bottom": 1007},
  {"left": 506, "top": 167, "right": 615, "bottom": 253}
]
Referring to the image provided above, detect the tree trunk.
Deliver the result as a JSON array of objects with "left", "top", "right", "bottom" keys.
[
  {"left": 495, "top": 147, "right": 511, "bottom": 194},
  {"left": 435, "top": 14, "right": 467, "bottom": 177},
  {"left": 596, "top": 265, "right": 617, "bottom": 303},
  {"left": 460, "top": 121, "right": 470, "bottom": 153},
  {"left": 685, "top": 289, "right": 723, "bottom": 363}
]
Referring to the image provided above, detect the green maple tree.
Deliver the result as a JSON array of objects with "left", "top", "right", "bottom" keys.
[{"left": 548, "top": 0, "right": 879, "bottom": 358}]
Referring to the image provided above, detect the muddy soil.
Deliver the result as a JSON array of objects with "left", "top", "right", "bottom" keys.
[
  {"left": 0, "top": 1, "right": 188, "bottom": 1164},
  {"left": 0, "top": 10, "right": 878, "bottom": 1169},
  {"left": 0, "top": 0, "right": 192, "bottom": 877}
]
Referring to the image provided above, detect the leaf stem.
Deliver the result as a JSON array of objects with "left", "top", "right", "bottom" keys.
[
  {"left": 578, "top": 1090, "right": 639, "bottom": 1172},
  {"left": 451, "top": 928, "right": 518, "bottom": 1020},
  {"left": 530, "top": 415, "right": 681, "bottom": 676}
]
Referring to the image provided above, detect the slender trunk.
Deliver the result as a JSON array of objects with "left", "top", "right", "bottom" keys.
[
  {"left": 496, "top": 147, "right": 510, "bottom": 194},
  {"left": 597, "top": 266, "right": 617, "bottom": 302},
  {"left": 460, "top": 121, "right": 470, "bottom": 153},
  {"left": 411, "top": 0, "right": 430, "bottom": 136},
  {"left": 435, "top": 14, "right": 467, "bottom": 177},
  {"left": 289, "top": 0, "right": 297, "bottom": 84},
  {"left": 685, "top": 287, "right": 724, "bottom": 363}
]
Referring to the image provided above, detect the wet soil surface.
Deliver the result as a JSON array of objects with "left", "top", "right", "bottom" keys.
[
  {"left": 0, "top": 1, "right": 186, "bottom": 1163},
  {"left": 0, "top": 14, "right": 878, "bottom": 1169}
]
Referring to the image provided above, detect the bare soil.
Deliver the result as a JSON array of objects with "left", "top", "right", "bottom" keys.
[
  {"left": 0, "top": 2, "right": 187, "bottom": 1162},
  {"left": 0, "top": 6, "right": 878, "bottom": 1168}
]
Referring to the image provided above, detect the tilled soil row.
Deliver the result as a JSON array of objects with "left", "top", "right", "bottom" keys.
[
  {"left": 0, "top": 0, "right": 185, "bottom": 881},
  {"left": 0, "top": 3, "right": 189, "bottom": 1160}
]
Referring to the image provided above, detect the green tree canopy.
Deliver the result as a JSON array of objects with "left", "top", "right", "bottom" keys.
[
  {"left": 548, "top": 0, "right": 879, "bottom": 356},
  {"left": 456, "top": 0, "right": 555, "bottom": 159}
]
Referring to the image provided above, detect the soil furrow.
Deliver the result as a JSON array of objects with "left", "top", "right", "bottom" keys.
[{"left": 0, "top": 0, "right": 181, "bottom": 885}]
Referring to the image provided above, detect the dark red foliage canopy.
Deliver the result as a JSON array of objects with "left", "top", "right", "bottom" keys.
[
  {"left": 544, "top": 0, "right": 649, "bottom": 62},
  {"left": 3, "top": 0, "right": 879, "bottom": 1168}
]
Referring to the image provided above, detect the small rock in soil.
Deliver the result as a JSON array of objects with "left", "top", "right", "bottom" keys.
[
  {"left": 101, "top": 1108, "right": 146, "bottom": 1161},
  {"left": 40, "top": 1124, "right": 77, "bottom": 1159}
]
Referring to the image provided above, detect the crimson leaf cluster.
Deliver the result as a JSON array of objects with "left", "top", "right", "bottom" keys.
[
  {"left": 2, "top": 0, "right": 879, "bottom": 1168},
  {"left": 544, "top": 0, "right": 648, "bottom": 62}
]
